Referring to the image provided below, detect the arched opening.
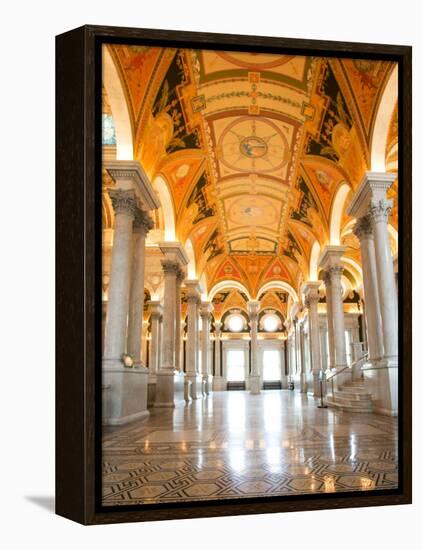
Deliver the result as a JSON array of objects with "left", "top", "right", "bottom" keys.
[
  {"left": 102, "top": 46, "right": 133, "bottom": 160},
  {"left": 330, "top": 183, "right": 351, "bottom": 245},
  {"left": 370, "top": 65, "right": 398, "bottom": 172},
  {"left": 208, "top": 280, "right": 252, "bottom": 302},
  {"left": 257, "top": 281, "right": 298, "bottom": 304},
  {"left": 152, "top": 175, "right": 176, "bottom": 241}
]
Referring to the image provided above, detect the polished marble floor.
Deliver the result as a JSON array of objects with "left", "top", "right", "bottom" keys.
[{"left": 102, "top": 390, "right": 398, "bottom": 506}]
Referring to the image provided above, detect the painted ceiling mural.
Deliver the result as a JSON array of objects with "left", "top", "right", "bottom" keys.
[{"left": 103, "top": 46, "right": 398, "bottom": 297}]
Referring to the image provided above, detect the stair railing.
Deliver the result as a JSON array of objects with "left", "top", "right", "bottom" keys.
[{"left": 325, "top": 352, "right": 369, "bottom": 400}]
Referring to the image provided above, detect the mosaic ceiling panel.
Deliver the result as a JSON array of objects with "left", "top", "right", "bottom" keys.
[{"left": 103, "top": 46, "right": 398, "bottom": 296}]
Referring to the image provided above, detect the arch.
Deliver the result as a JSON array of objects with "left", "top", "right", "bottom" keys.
[
  {"left": 309, "top": 240, "right": 321, "bottom": 281},
  {"left": 102, "top": 47, "right": 133, "bottom": 160},
  {"left": 370, "top": 65, "right": 398, "bottom": 172},
  {"left": 208, "top": 280, "right": 251, "bottom": 302},
  {"left": 185, "top": 238, "right": 196, "bottom": 279},
  {"left": 257, "top": 281, "right": 298, "bottom": 304},
  {"left": 330, "top": 183, "right": 351, "bottom": 245},
  {"left": 153, "top": 175, "right": 176, "bottom": 241}
]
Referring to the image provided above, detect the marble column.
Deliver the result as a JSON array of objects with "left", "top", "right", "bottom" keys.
[
  {"left": 148, "top": 301, "right": 162, "bottom": 375},
  {"left": 369, "top": 200, "right": 398, "bottom": 362},
  {"left": 323, "top": 274, "right": 336, "bottom": 370},
  {"left": 175, "top": 268, "right": 185, "bottom": 371},
  {"left": 154, "top": 260, "right": 185, "bottom": 408},
  {"left": 127, "top": 209, "right": 154, "bottom": 365},
  {"left": 200, "top": 302, "right": 213, "bottom": 394},
  {"left": 353, "top": 216, "right": 384, "bottom": 361},
  {"left": 102, "top": 188, "right": 149, "bottom": 425},
  {"left": 212, "top": 321, "right": 224, "bottom": 390},
  {"left": 347, "top": 171, "right": 398, "bottom": 415},
  {"left": 248, "top": 300, "right": 261, "bottom": 394},
  {"left": 103, "top": 189, "right": 137, "bottom": 364},
  {"left": 319, "top": 246, "right": 348, "bottom": 389},
  {"left": 185, "top": 280, "right": 203, "bottom": 399},
  {"left": 303, "top": 281, "right": 323, "bottom": 396},
  {"left": 298, "top": 321, "right": 307, "bottom": 393}
]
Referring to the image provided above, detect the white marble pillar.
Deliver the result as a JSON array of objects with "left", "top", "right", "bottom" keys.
[
  {"left": 328, "top": 266, "right": 348, "bottom": 369},
  {"left": 127, "top": 209, "right": 154, "bottom": 364},
  {"left": 175, "top": 268, "right": 184, "bottom": 371},
  {"left": 148, "top": 301, "right": 162, "bottom": 375},
  {"left": 319, "top": 246, "right": 348, "bottom": 388},
  {"left": 154, "top": 260, "right": 185, "bottom": 407},
  {"left": 323, "top": 275, "right": 336, "bottom": 370},
  {"left": 303, "top": 281, "right": 323, "bottom": 396},
  {"left": 200, "top": 302, "right": 213, "bottom": 394},
  {"left": 102, "top": 188, "right": 150, "bottom": 425},
  {"left": 185, "top": 280, "right": 203, "bottom": 399},
  {"left": 212, "top": 321, "right": 224, "bottom": 390},
  {"left": 298, "top": 321, "right": 307, "bottom": 393},
  {"left": 369, "top": 199, "right": 398, "bottom": 362},
  {"left": 353, "top": 216, "right": 384, "bottom": 361},
  {"left": 103, "top": 189, "right": 137, "bottom": 364},
  {"left": 248, "top": 300, "right": 261, "bottom": 394}
]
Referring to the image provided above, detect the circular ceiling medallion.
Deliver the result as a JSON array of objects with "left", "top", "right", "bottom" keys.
[
  {"left": 217, "top": 51, "right": 295, "bottom": 70},
  {"left": 218, "top": 116, "right": 289, "bottom": 174},
  {"left": 227, "top": 196, "right": 277, "bottom": 226},
  {"left": 240, "top": 136, "right": 268, "bottom": 158}
]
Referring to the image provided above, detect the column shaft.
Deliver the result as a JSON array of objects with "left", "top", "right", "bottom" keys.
[
  {"left": 103, "top": 190, "right": 136, "bottom": 362},
  {"left": 248, "top": 301, "right": 260, "bottom": 394},
  {"left": 324, "top": 278, "right": 336, "bottom": 369},
  {"left": 354, "top": 216, "right": 384, "bottom": 360},
  {"left": 161, "top": 261, "right": 178, "bottom": 369},
  {"left": 328, "top": 267, "right": 347, "bottom": 368},
  {"left": 127, "top": 210, "right": 153, "bottom": 363},
  {"left": 369, "top": 199, "right": 398, "bottom": 360}
]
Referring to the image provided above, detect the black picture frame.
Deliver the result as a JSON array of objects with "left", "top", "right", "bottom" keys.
[{"left": 56, "top": 24, "right": 412, "bottom": 525}]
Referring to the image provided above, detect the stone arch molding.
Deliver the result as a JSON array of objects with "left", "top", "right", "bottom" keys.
[{"left": 102, "top": 47, "right": 134, "bottom": 160}]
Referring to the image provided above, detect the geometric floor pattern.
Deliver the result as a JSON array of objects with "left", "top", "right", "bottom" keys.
[{"left": 102, "top": 390, "right": 398, "bottom": 506}]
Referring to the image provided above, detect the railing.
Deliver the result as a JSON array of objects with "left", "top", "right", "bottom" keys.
[{"left": 325, "top": 351, "right": 369, "bottom": 398}]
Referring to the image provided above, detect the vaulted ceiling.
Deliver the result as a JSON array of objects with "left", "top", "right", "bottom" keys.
[{"left": 102, "top": 45, "right": 398, "bottom": 298}]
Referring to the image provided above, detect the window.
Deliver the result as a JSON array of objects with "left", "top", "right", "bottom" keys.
[
  {"left": 262, "top": 313, "right": 279, "bottom": 332},
  {"left": 226, "top": 350, "right": 246, "bottom": 381},
  {"left": 262, "top": 349, "right": 281, "bottom": 381},
  {"left": 227, "top": 314, "right": 244, "bottom": 332}
]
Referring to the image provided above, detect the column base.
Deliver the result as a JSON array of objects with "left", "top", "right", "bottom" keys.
[
  {"left": 154, "top": 368, "right": 185, "bottom": 408},
  {"left": 311, "top": 372, "right": 325, "bottom": 397},
  {"left": 184, "top": 379, "right": 192, "bottom": 402},
  {"left": 212, "top": 376, "right": 226, "bottom": 391},
  {"left": 280, "top": 375, "right": 288, "bottom": 389},
  {"left": 185, "top": 374, "right": 204, "bottom": 400},
  {"left": 203, "top": 375, "right": 213, "bottom": 395},
  {"left": 362, "top": 358, "right": 398, "bottom": 416},
  {"left": 299, "top": 373, "right": 307, "bottom": 393},
  {"left": 147, "top": 375, "right": 157, "bottom": 408},
  {"left": 102, "top": 361, "right": 149, "bottom": 425},
  {"left": 249, "top": 375, "right": 261, "bottom": 394}
]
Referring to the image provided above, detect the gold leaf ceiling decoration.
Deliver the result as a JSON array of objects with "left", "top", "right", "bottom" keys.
[{"left": 103, "top": 46, "right": 398, "bottom": 298}]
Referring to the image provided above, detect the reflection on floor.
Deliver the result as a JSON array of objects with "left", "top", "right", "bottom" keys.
[{"left": 102, "top": 390, "right": 398, "bottom": 506}]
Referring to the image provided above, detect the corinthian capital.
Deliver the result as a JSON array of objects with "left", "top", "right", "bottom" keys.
[
  {"left": 108, "top": 189, "right": 137, "bottom": 217},
  {"left": 327, "top": 265, "right": 343, "bottom": 278},
  {"left": 369, "top": 199, "right": 393, "bottom": 225},
  {"left": 134, "top": 208, "right": 154, "bottom": 234},
  {"left": 161, "top": 259, "right": 179, "bottom": 275},
  {"left": 353, "top": 215, "right": 373, "bottom": 240}
]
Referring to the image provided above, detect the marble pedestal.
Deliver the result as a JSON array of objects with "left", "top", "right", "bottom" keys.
[
  {"left": 102, "top": 364, "right": 150, "bottom": 426},
  {"left": 249, "top": 375, "right": 261, "bottom": 394},
  {"left": 299, "top": 373, "right": 307, "bottom": 393},
  {"left": 185, "top": 374, "right": 204, "bottom": 399},
  {"left": 280, "top": 374, "right": 288, "bottom": 390},
  {"left": 203, "top": 375, "right": 213, "bottom": 395},
  {"left": 154, "top": 369, "right": 185, "bottom": 408},
  {"left": 184, "top": 380, "right": 192, "bottom": 402},
  {"left": 212, "top": 376, "right": 226, "bottom": 391},
  {"left": 362, "top": 360, "right": 398, "bottom": 416},
  {"left": 147, "top": 375, "right": 157, "bottom": 408}
]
